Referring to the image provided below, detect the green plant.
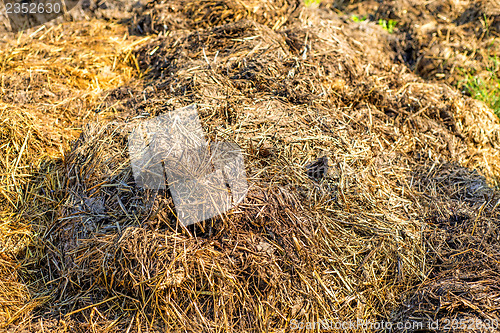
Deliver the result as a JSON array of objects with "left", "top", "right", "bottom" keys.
[
  {"left": 304, "top": 0, "right": 321, "bottom": 7},
  {"left": 460, "top": 58, "right": 500, "bottom": 117},
  {"left": 378, "top": 19, "right": 397, "bottom": 33},
  {"left": 482, "top": 14, "right": 491, "bottom": 37},
  {"left": 351, "top": 15, "right": 367, "bottom": 22},
  {"left": 463, "top": 76, "right": 500, "bottom": 116}
]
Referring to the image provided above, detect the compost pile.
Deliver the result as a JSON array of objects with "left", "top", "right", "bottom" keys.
[{"left": 1, "top": 0, "right": 500, "bottom": 332}]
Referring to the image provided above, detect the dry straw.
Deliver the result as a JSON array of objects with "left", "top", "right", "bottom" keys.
[{"left": 0, "top": 0, "right": 499, "bottom": 331}]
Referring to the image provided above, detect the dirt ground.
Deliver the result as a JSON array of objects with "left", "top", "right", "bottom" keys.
[{"left": 0, "top": 0, "right": 499, "bottom": 332}]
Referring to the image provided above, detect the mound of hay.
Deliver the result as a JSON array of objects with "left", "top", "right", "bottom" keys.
[
  {"left": 1, "top": 1, "right": 500, "bottom": 332},
  {"left": 130, "top": 0, "right": 303, "bottom": 34},
  {"left": 0, "top": 20, "right": 146, "bottom": 329}
]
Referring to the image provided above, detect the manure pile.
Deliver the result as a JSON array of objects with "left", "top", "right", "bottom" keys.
[{"left": 1, "top": 0, "right": 500, "bottom": 332}]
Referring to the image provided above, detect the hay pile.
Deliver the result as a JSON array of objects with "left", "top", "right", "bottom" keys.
[
  {"left": 129, "top": 0, "right": 302, "bottom": 34},
  {"left": 1, "top": 0, "right": 500, "bottom": 332},
  {"left": 0, "top": 20, "right": 146, "bottom": 328}
]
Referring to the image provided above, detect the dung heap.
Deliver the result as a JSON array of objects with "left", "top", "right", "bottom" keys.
[{"left": 1, "top": 0, "right": 499, "bottom": 332}]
